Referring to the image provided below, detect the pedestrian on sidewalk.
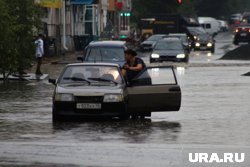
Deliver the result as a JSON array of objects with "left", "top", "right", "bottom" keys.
[{"left": 35, "top": 34, "right": 44, "bottom": 75}]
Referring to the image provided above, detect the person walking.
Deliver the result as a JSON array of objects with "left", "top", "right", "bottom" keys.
[{"left": 35, "top": 34, "right": 44, "bottom": 75}]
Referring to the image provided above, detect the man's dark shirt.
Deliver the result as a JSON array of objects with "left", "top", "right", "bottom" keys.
[{"left": 123, "top": 57, "right": 146, "bottom": 82}]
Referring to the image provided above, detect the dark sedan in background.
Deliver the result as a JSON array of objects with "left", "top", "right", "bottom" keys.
[
  {"left": 233, "top": 24, "right": 250, "bottom": 45},
  {"left": 150, "top": 38, "right": 189, "bottom": 63},
  {"left": 186, "top": 26, "right": 215, "bottom": 53},
  {"left": 139, "top": 34, "right": 167, "bottom": 51}
]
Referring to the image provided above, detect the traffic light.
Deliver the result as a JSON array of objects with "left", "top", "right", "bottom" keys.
[
  {"left": 177, "top": 0, "right": 182, "bottom": 4},
  {"left": 120, "top": 12, "right": 131, "bottom": 17}
]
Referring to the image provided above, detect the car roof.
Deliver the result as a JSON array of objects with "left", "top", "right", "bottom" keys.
[
  {"left": 236, "top": 23, "right": 250, "bottom": 28},
  {"left": 167, "top": 33, "right": 187, "bottom": 37},
  {"left": 66, "top": 62, "right": 121, "bottom": 68},
  {"left": 88, "top": 40, "right": 126, "bottom": 47},
  {"left": 151, "top": 34, "right": 167, "bottom": 36},
  {"left": 159, "top": 37, "right": 182, "bottom": 42},
  {"left": 67, "top": 62, "right": 119, "bottom": 67}
]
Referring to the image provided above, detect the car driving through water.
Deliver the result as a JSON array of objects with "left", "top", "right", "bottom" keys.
[{"left": 49, "top": 63, "right": 181, "bottom": 122}]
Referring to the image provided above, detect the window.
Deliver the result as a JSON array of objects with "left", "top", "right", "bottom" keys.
[
  {"left": 147, "top": 67, "right": 177, "bottom": 85},
  {"left": 86, "top": 47, "right": 125, "bottom": 62},
  {"left": 133, "top": 67, "right": 177, "bottom": 86}
]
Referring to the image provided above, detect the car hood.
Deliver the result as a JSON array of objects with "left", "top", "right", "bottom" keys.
[
  {"left": 141, "top": 41, "right": 156, "bottom": 45},
  {"left": 152, "top": 50, "right": 185, "bottom": 56},
  {"left": 56, "top": 85, "right": 124, "bottom": 96},
  {"left": 85, "top": 60, "right": 125, "bottom": 68},
  {"left": 197, "top": 34, "right": 213, "bottom": 42}
]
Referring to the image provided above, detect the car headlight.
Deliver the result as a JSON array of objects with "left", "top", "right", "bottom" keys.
[
  {"left": 176, "top": 54, "right": 185, "bottom": 58},
  {"left": 195, "top": 43, "right": 200, "bottom": 47},
  {"left": 55, "top": 93, "right": 74, "bottom": 101},
  {"left": 151, "top": 53, "right": 160, "bottom": 58},
  {"left": 207, "top": 42, "right": 213, "bottom": 47},
  {"left": 194, "top": 36, "right": 197, "bottom": 40},
  {"left": 103, "top": 94, "right": 124, "bottom": 102}
]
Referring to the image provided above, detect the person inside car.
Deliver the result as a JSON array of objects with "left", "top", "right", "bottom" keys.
[{"left": 122, "top": 49, "right": 148, "bottom": 85}]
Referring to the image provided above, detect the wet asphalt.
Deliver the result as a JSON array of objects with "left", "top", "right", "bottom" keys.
[{"left": 0, "top": 32, "right": 250, "bottom": 167}]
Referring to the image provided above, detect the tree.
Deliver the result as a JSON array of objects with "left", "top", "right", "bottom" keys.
[
  {"left": 131, "top": 0, "right": 179, "bottom": 27},
  {"left": 0, "top": 0, "right": 16, "bottom": 80},
  {"left": 0, "top": 0, "right": 43, "bottom": 81},
  {"left": 178, "top": 0, "right": 197, "bottom": 16}
]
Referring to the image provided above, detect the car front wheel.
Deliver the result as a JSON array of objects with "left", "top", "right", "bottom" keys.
[
  {"left": 233, "top": 39, "right": 239, "bottom": 45},
  {"left": 52, "top": 108, "right": 61, "bottom": 122}
]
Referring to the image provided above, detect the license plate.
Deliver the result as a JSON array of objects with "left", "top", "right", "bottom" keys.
[
  {"left": 76, "top": 103, "right": 102, "bottom": 109},
  {"left": 240, "top": 33, "right": 247, "bottom": 36},
  {"left": 200, "top": 47, "right": 207, "bottom": 50}
]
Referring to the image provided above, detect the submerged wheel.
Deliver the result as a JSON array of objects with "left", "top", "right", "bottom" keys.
[
  {"left": 52, "top": 108, "right": 61, "bottom": 122},
  {"left": 119, "top": 114, "right": 130, "bottom": 120}
]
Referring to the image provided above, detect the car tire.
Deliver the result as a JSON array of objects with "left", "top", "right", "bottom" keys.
[
  {"left": 52, "top": 108, "right": 61, "bottom": 122},
  {"left": 184, "top": 56, "right": 189, "bottom": 63},
  {"left": 119, "top": 114, "right": 130, "bottom": 120},
  {"left": 233, "top": 40, "right": 239, "bottom": 45},
  {"left": 211, "top": 47, "right": 215, "bottom": 53}
]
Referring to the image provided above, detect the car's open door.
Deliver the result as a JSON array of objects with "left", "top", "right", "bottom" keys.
[{"left": 127, "top": 66, "right": 181, "bottom": 113}]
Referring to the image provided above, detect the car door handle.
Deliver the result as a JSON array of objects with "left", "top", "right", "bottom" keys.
[{"left": 169, "top": 87, "right": 181, "bottom": 92}]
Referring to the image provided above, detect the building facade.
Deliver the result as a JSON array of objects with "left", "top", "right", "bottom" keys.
[{"left": 40, "top": 0, "right": 131, "bottom": 53}]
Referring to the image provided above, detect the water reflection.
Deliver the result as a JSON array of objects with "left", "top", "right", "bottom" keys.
[{"left": 52, "top": 119, "right": 181, "bottom": 143}]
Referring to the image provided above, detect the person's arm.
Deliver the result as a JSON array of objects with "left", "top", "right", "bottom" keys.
[
  {"left": 128, "top": 58, "right": 144, "bottom": 71},
  {"left": 128, "top": 64, "right": 143, "bottom": 71},
  {"left": 121, "top": 68, "right": 126, "bottom": 76}
]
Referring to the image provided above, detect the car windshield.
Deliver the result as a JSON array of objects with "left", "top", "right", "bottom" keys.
[
  {"left": 86, "top": 47, "right": 124, "bottom": 62},
  {"left": 147, "top": 35, "right": 165, "bottom": 41},
  {"left": 187, "top": 26, "right": 207, "bottom": 35},
  {"left": 154, "top": 40, "right": 183, "bottom": 50},
  {"left": 58, "top": 65, "right": 123, "bottom": 85}
]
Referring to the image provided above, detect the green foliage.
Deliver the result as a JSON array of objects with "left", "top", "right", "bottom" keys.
[
  {"left": 0, "top": 0, "right": 43, "bottom": 81},
  {"left": 131, "top": 0, "right": 179, "bottom": 26},
  {"left": 178, "top": 0, "right": 197, "bottom": 16}
]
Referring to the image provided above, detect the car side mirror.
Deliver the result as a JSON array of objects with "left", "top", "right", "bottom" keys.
[
  {"left": 48, "top": 78, "right": 56, "bottom": 85},
  {"left": 77, "top": 57, "right": 83, "bottom": 61}
]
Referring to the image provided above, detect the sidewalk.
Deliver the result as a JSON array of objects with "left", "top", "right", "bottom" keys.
[{"left": 43, "top": 51, "right": 83, "bottom": 65}]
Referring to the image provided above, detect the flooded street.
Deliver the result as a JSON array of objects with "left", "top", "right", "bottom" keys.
[{"left": 0, "top": 32, "right": 250, "bottom": 166}]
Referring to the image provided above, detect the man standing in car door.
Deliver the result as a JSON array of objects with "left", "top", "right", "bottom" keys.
[
  {"left": 35, "top": 34, "right": 44, "bottom": 75},
  {"left": 122, "top": 49, "right": 146, "bottom": 83}
]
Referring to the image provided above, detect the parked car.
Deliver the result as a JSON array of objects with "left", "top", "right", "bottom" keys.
[
  {"left": 186, "top": 26, "right": 215, "bottom": 53},
  {"left": 49, "top": 63, "right": 181, "bottom": 121},
  {"left": 233, "top": 24, "right": 250, "bottom": 45},
  {"left": 166, "top": 33, "right": 192, "bottom": 53},
  {"left": 139, "top": 34, "right": 167, "bottom": 51},
  {"left": 150, "top": 38, "right": 189, "bottom": 63},
  {"left": 77, "top": 40, "right": 127, "bottom": 67}
]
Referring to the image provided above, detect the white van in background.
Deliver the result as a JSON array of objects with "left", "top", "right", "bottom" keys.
[{"left": 198, "top": 17, "right": 220, "bottom": 36}]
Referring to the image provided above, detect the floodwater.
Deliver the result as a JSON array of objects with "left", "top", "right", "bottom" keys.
[{"left": 0, "top": 32, "right": 250, "bottom": 167}]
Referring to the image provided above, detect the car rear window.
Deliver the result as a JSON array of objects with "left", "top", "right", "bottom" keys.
[{"left": 86, "top": 47, "right": 125, "bottom": 62}]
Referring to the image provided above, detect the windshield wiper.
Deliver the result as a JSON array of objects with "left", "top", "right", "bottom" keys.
[
  {"left": 63, "top": 77, "right": 91, "bottom": 85},
  {"left": 88, "top": 77, "right": 118, "bottom": 85}
]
